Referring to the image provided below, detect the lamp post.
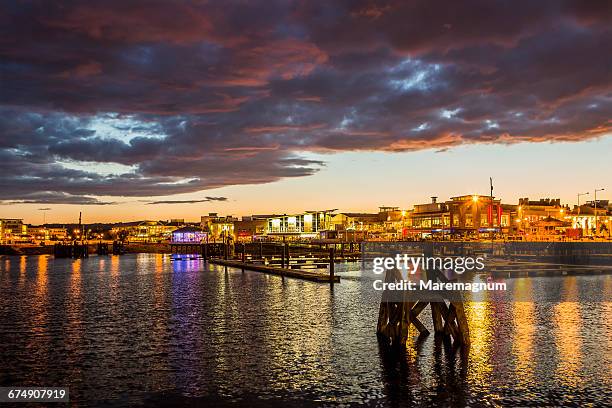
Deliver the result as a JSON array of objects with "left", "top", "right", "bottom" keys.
[
  {"left": 577, "top": 192, "right": 589, "bottom": 214},
  {"left": 594, "top": 188, "right": 605, "bottom": 237}
]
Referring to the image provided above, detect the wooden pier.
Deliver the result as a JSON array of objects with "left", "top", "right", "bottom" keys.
[
  {"left": 376, "top": 266, "right": 470, "bottom": 350},
  {"left": 377, "top": 243, "right": 471, "bottom": 350},
  {"left": 165, "top": 240, "right": 356, "bottom": 283},
  {"left": 53, "top": 242, "right": 89, "bottom": 259},
  {"left": 209, "top": 258, "right": 340, "bottom": 283}
]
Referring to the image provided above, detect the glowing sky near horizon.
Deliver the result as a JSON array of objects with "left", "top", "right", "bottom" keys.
[
  {"left": 1, "top": 1, "right": 610, "bottom": 223},
  {"left": 8, "top": 136, "right": 611, "bottom": 224}
]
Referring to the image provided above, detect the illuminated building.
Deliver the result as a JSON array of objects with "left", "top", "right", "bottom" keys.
[
  {"left": 516, "top": 198, "right": 569, "bottom": 238},
  {"left": 171, "top": 226, "right": 207, "bottom": 243},
  {"left": 129, "top": 221, "right": 178, "bottom": 243},
  {"left": 569, "top": 200, "right": 611, "bottom": 237},
  {"left": 407, "top": 195, "right": 516, "bottom": 239},
  {"left": 233, "top": 216, "right": 267, "bottom": 241},
  {"left": 201, "top": 213, "right": 237, "bottom": 241},
  {"left": 330, "top": 212, "right": 381, "bottom": 241},
  {"left": 26, "top": 226, "right": 49, "bottom": 242},
  {"left": 265, "top": 210, "right": 335, "bottom": 239},
  {"left": 0, "top": 218, "right": 27, "bottom": 244}
]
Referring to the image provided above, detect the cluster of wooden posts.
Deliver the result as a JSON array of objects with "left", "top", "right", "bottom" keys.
[
  {"left": 376, "top": 263, "right": 470, "bottom": 350},
  {"left": 167, "top": 240, "right": 360, "bottom": 283},
  {"left": 53, "top": 242, "right": 89, "bottom": 259},
  {"left": 54, "top": 241, "right": 125, "bottom": 258}
]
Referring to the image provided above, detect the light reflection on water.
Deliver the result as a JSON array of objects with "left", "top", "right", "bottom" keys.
[{"left": 0, "top": 254, "right": 610, "bottom": 407}]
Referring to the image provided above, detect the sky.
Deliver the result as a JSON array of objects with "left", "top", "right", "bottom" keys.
[{"left": 0, "top": 1, "right": 610, "bottom": 223}]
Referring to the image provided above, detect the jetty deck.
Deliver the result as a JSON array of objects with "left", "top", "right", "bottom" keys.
[
  {"left": 488, "top": 259, "right": 612, "bottom": 277},
  {"left": 209, "top": 258, "right": 339, "bottom": 283}
]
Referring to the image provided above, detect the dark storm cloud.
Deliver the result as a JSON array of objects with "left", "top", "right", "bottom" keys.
[
  {"left": 147, "top": 197, "right": 228, "bottom": 205},
  {"left": 2, "top": 192, "right": 116, "bottom": 205},
  {"left": 0, "top": 0, "right": 610, "bottom": 202}
]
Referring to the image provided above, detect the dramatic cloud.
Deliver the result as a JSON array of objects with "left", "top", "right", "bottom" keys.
[
  {"left": 2, "top": 192, "right": 116, "bottom": 205},
  {"left": 0, "top": 0, "right": 610, "bottom": 203},
  {"left": 147, "top": 197, "right": 228, "bottom": 205}
]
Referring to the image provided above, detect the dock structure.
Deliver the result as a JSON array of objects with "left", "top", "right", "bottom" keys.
[
  {"left": 168, "top": 240, "right": 352, "bottom": 283},
  {"left": 376, "top": 242, "right": 471, "bottom": 350},
  {"left": 97, "top": 242, "right": 109, "bottom": 255},
  {"left": 205, "top": 241, "right": 344, "bottom": 283},
  {"left": 209, "top": 258, "right": 340, "bottom": 283},
  {"left": 54, "top": 211, "right": 90, "bottom": 259},
  {"left": 169, "top": 242, "right": 227, "bottom": 258},
  {"left": 112, "top": 240, "right": 125, "bottom": 255},
  {"left": 376, "top": 266, "right": 470, "bottom": 350},
  {"left": 53, "top": 242, "right": 89, "bottom": 259}
]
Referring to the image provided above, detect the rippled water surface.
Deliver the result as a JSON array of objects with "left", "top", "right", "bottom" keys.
[{"left": 0, "top": 254, "right": 611, "bottom": 406}]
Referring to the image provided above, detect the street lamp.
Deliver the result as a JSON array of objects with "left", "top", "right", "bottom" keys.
[
  {"left": 577, "top": 192, "right": 589, "bottom": 215},
  {"left": 595, "top": 188, "right": 605, "bottom": 237}
]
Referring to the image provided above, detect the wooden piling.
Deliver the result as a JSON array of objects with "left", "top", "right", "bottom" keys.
[
  {"left": 209, "top": 258, "right": 339, "bottom": 283},
  {"left": 285, "top": 242, "right": 289, "bottom": 266},
  {"left": 376, "top": 264, "right": 470, "bottom": 350},
  {"left": 281, "top": 244, "right": 286, "bottom": 268},
  {"left": 329, "top": 246, "right": 335, "bottom": 282}
]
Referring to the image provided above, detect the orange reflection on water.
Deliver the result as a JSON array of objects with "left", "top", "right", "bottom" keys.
[
  {"left": 155, "top": 253, "right": 164, "bottom": 275},
  {"left": 69, "top": 259, "right": 83, "bottom": 314},
  {"left": 28, "top": 255, "right": 49, "bottom": 342},
  {"left": 605, "top": 299, "right": 612, "bottom": 376},
  {"left": 18, "top": 256, "right": 26, "bottom": 286},
  {"left": 465, "top": 296, "right": 494, "bottom": 385},
  {"left": 36, "top": 255, "right": 48, "bottom": 300},
  {"left": 512, "top": 279, "right": 535, "bottom": 385},
  {"left": 404, "top": 325, "right": 421, "bottom": 364},
  {"left": 553, "top": 277, "right": 582, "bottom": 387},
  {"left": 110, "top": 255, "right": 120, "bottom": 276},
  {"left": 71, "top": 258, "right": 82, "bottom": 281}
]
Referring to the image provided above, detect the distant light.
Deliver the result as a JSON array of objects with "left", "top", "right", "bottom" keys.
[{"left": 472, "top": 195, "right": 479, "bottom": 202}]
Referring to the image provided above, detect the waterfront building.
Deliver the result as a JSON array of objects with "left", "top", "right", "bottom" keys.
[
  {"left": 532, "top": 216, "right": 572, "bottom": 239},
  {"left": 0, "top": 218, "right": 26, "bottom": 244},
  {"left": 376, "top": 206, "right": 406, "bottom": 240},
  {"left": 265, "top": 210, "right": 335, "bottom": 240},
  {"left": 406, "top": 197, "right": 449, "bottom": 239},
  {"left": 129, "top": 221, "right": 178, "bottom": 243},
  {"left": 171, "top": 226, "right": 207, "bottom": 243},
  {"left": 47, "top": 227, "right": 68, "bottom": 241},
  {"left": 406, "top": 195, "right": 514, "bottom": 239},
  {"left": 330, "top": 212, "right": 381, "bottom": 241},
  {"left": 201, "top": 213, "right": 237, "bottom": 241},
  {"left": 516, "top": 198, "right": 568, "bottom": 238},
  {"left": 26, "top": 225, "right": 49, "bottom": 243},
  {"left": 569, "top": 200, "right": 611, "bottom": 237},
  {"left": 233, "top": 216, "right": 267, "bottom": 241}
]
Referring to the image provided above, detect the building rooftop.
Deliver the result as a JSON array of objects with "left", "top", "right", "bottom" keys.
[{"left": 172, "top": 226, "right": 204, "bottom": 233}]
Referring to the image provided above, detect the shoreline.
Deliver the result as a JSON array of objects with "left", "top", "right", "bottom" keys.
[
  {"left": 0, "top": 243, "right": 172, "bottom": 256},
  {"left": 1, "top": 241, "right": 611, "bottom": 257}
]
